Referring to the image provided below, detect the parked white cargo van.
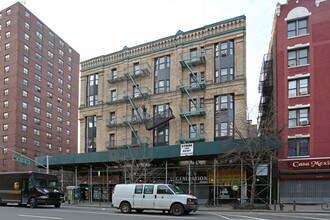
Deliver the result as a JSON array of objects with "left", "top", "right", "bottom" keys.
[{"left": 112, "top": 184, "right": 198, "bottom": 216}]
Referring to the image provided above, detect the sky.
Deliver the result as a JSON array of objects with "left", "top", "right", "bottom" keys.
[{"left": 0, "top": 0, "right": 287, "bottom": 123}]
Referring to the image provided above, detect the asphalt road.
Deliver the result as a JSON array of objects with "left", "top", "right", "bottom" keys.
[{"left": 1, "top": 204, "right": 330, "bottom": 220}]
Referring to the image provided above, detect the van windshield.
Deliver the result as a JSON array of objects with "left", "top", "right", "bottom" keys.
[
  {"left": 34, "top": 178, "right": 60, "bottom": 189},
  {"left": 168, "top": 184, "right": 185, "bottom": 194}
]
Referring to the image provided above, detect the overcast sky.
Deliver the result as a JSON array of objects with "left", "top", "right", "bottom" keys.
[{"left": 0, "top": 0, "right": 286, "bottom": 122}]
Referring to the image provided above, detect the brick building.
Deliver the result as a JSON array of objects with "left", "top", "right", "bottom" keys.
[
  {"left": 259, "top": 0, "right": 330, "bottom": 203},
  {"left": 0, "top": 2, "right": 79, "bottom": 172}
]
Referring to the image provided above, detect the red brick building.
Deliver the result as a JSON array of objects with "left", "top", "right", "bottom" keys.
[
  {"left": 259, "top": 0, "right": 330, "bottom": 203},
  {"left": 0, "top": 2, "right": 79, "bottom": 172}
]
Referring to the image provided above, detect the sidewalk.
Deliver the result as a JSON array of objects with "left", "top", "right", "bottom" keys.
[{"left": 63, "top": 201, "right": 328, "bottom": 213}]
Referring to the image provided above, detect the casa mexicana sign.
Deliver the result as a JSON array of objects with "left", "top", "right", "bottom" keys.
[{"left": 289, "top": 159, "right": 330, "bottom": 169}]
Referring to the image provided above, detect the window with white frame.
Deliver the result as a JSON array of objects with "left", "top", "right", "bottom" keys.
[
  {"left": 288, "top": 78, "right": 309, "bottom": 97},
  {"left": 288, "top": 137, "right": 309, "bottom": 157},
  {"left": 288, "top": 108, "right": 309, "bottom": 127},
  {"left": 287, "top": 18, "right": 308, "bottom": 38},
  {"left": 288, "top": 48, "right": 308, "bottom": 67}
]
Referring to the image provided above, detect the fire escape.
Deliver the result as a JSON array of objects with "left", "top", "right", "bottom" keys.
[
  {"left": 179, "top": 51, "right": 206, "bottom": 143},
  {"left": 258, "top": 53, "right": 274, "bottom": 134},
  {"left": 106, "top": 63, "right": 151, "bottom": 148}
]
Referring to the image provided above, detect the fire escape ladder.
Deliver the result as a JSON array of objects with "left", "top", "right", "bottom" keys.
[
  {"left": 124, "top": 121, "right": 143, "bottom": 146},
  {"left": 126, "top": 96, "right": 144, "bottom": 123}
]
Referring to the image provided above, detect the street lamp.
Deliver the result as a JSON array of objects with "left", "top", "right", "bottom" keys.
[{"left": 0, "top": 145, "right": 49, "bottom": 174}]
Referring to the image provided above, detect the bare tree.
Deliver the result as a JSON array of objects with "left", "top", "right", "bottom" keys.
[{"left": 218, "top": 106, "right": 281, "bottom": 208}]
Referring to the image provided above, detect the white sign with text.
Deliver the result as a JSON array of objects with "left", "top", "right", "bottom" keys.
[{"left": 180, "top": 143, "right": 194, "bottom": 156}]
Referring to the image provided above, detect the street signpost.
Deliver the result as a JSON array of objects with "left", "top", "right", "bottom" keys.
[{"left": 12, "top": 155, "right": 30, "bottom": 164}]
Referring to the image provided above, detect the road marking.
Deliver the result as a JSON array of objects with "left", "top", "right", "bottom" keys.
[
  {"left": 209, "top": 212, "right": 230, "bottom": 219},
  {"left": 265, "top": 213, "right": 330, "bottom": 220},
  {"left": 224, "top": 213, "right": 268, "bottom": 220},
  {"left": 19, "top": 215, "right": 63, "bottom": 220},
  {"left": 48, "top": 209, "right": 198, "bottom": 219}
]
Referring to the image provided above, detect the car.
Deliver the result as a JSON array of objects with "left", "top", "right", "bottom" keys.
[{"left": 112, "top": 183, "right": 198, "bottom": 216}]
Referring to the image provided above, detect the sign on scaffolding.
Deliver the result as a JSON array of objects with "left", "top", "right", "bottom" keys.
[{"left": 180, "top": 143, "right": 194, "bottom": 156}]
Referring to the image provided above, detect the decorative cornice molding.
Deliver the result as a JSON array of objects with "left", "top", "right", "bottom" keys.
[{"left": 81, "top": 16, "right": 246, "bottom": 72}]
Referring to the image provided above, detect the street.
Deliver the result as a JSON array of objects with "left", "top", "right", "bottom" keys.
[{"left": 1, "top": 205, "right": 330, "bottom": 220}]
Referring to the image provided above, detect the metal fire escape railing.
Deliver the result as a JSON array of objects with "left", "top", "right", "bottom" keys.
[
  {"left": 179, "top": 52, "right": 206, "bottom": 143},
  {"left": 144, "top": 108, "right": 175, "bottom": 131},
  {"left": 258, "top": 53, "right": 274, "bottom": 131}
]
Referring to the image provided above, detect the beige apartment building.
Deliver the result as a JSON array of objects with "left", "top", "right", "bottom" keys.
[{"left": 79, "top": 16, "right": 247, "bottom": 153}]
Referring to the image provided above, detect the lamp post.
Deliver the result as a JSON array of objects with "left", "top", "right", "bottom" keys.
[{"left": 0, "top": 145, "right": 49, "bottom": 174}]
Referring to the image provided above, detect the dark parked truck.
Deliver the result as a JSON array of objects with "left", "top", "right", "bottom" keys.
[{"left": 0, "top": 171, "right": 64, "bottom": 208}]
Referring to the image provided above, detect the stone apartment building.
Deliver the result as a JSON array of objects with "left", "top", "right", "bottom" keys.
[{"left": 79, "top": 16, "right": 247, "bottom": 153}]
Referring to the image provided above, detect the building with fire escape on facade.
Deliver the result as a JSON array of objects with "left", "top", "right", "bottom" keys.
[
  {"left": 259, "top": 0, "right": 330, "bottom": 203},
  {"left": 76, "top": 15, "right": 248, "bottom": 202}
]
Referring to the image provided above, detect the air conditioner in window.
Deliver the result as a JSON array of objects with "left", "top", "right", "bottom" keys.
[
  {"left": 110, "top": 120, "right": 115, "bottom": 124},
  {"left": 300, "top": 120, "right": 309, "bottom": 126},
  {"left": 221, "top": 50, "right": 227, "bottom": 57},
  {"left": 300, "top": 91, "right": 308, "bottom": 95}
]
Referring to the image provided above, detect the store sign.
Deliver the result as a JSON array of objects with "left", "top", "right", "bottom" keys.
[
  {"left": 175, "top": 171, "right": 208, "bottom": 183},
  {"left": 289, "top": 159, "right": 330, "bottom": 169},
  {"left": 180, "top": 143, "right": 193, "bottom": 156}
]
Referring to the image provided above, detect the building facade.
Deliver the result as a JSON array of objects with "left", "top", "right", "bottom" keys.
[
  {"left": 0, "top": 2, "right": 79, "bottom": 172},
  {"left": 79, "top": 16, "right": 248, "bottom": 201},
  {"left": 259, "top": 0, "right": 330, "bottom": 203}
]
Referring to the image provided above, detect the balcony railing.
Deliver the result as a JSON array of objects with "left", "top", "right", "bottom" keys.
[{"left": 145, "top": 108, "right": 175, "bottom": 131}]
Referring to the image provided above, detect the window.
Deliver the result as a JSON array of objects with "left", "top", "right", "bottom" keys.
[
  {"left": 46, "top": 123, "right": 52, "bottom": 129},
  {"left": 86, "top": 115, "right": 97, "bottom": 152},
  {"left": 5, "top": 43, "right": 10, "bottom": 50},
  {"left": 288, "top": 108, "right": 309, "bottom": 127},
  {"left": 23, "top": 79, "right": 28, "bottom": 86},
  {"left": 58, "top": 97, "right": 63, "bottom": 104},
  {"left": 59, "top": 49, "right": 64, "bottom": 56},
  {"left": 288, "top": 48, "right": 308, "bottom": 67},
  {"left": 22, "top": 113, "right": 27, "bottom": 120},
  {"left": 288, "top": 78, "right": 309, "bottom": 97},
  {"left": 25, "top": 11, "right": 30, "bottom": 18},
  {"left": 35, "top": 63, "right": 42, "bottom": 71},
  {"left": 3, "top": 112, "right": 9, "bottom": 119},
  {"left": 215, "top": 40, "right": 234, "bottom": 83},
  {"left": 34, "top": 118, "right": 41, "bottom": 125},
  {"left": 5, "top": 31, "right": 10, "bottom": 39},
  {"left": 144, "top": 185, "right": 154, "bottom": 194},
  {"left": 133, "top": 85, "right": 140, "bottom": 98},
  {"left": 153, "top": 104, "right": 170, "bottom": 146},
  {"left": 3, "top": 136, "right": 8, "bottom": 143},
  {"left": 34, "top": 96, "right": 40, "bottom": 103},
  {"left": 59, "top": 40, "right": 64, "bottom": 47},
  {"left": 34, "top": 129, "right": 40, "bottom": 136},
  {"left": 48, "top": 41, "right": 54, "bottom": 48},
  {"left": 59, "top": 59, "right": 64, "bottom": 66},
  {"left": 36, "top": 41, "right": 42, "bottom": 50},
  {"left": 23, "top": 90, "right": 28, "bottom": 97},
  {"left": 23, "top": 67, "right": 29, "bottom": 75},
  {"left": 36, "top": 21, "right": 43, "bottom": 29},
  {"left": 47, "top": 102, "right": 53, "bottom": 109},
  {"left": 46, "top": 112, "right": 52, "bottom": 119},
  {"left": 47, "top": 71, "right": 53, "bottom": 78},
  {"left": 58, "top": 78, "right": 63, "bottom": 85},
  {"left": 190, "top": 48, "right": 198, "bottom": 61},
  {"left": 217, "top": 67, "right": 234, "bottom": 83},
  {"left": 34, "top": 140, "right": 40, "bottom": 147},
  {"left": 49, "top": 31, "right": 55, "bottom": 39},
  {"left": 4, "top": 77, "right": 9, "bottom": 84},
  {"left": 35, "top": 85, "right": 41, "bottom": 92},
  {"left": 22, "top": 136, "right": 27, "bottom": 143},
  {"left": 154, "top": 55, "right": 170, "bottom": 94},
  {"left": 288, "top": 138, "right": 309, "bottom": 157},
  {"left": 34, "top": 107, "right": 41, "bottom": 114},
  {"left": 5, "top": 54, "right": 10, "bottom": 61},
  {"left": 135, "top": 185, "right": 143, "bottom": 194},
  {"left": 22, "top": 101, "right": 28, "bottom": 109},
  {"left": 22, "top": 125, "right": 27, "bottom": 132},
  {"left": 24, "top": 44, "right": 29, "bottom": 52},
  {"left": 288, "top": 18, "right": 308, "bottom": 38},
  {"left": 215, "top": 94, "right": 234, "bottom": 139},
  {"left": 5, "top": 19, "right": 10, "bottom": 27},
  {"left": 35, "top": 53, "right": 42, "bottom": 61},
  {"left": 4, "top": 66, "right": 9, "bottom": 73},
  {"left": 47, "top": 82, "right": 53, "bottom": 88},
  {"left": 35, "top": 74, "right": 42, "bottom": 82},
  {"left": 3, "top": 124, "right": 8, "bottom": 131},
  {"left": 58, "top": 68, "right": 64, "bottom": 75},
  {"left": 111, "top": 90, "right": 117, "bottom": 102},
  {"left": 47, "top": 92, "right": 53, "bottom": 98},
  {"left": 68, "top": 66, "right": 72, "bottom": 72},
  {"left": 58, "top": 87, "right": 63, "bottom": 94},
  {"left": 48, "top": 61, "right": 54, "bottom": 68},
  {"left": 6, "top": 9, "right": 11, "bottom": 15},
  {"left": 25, "top": 22, "right": 30, "bottom": 29},
  {"left": 36, "top": 31, "right": 43, "bottom": 40},
  {"left": 46, "top": 133, "right": 52, "bottom": 139},
  {"left": 189, "top": 124, "right": 197, "bottom": 138},
  {"left": 3, "top": 100, "right": 9, "bottom": 108},
  {"left": 48, "top": 51, "right": 54, "bottom": 58},
  {"left": 24, "top": 56, "right": 29, "bottom": 63},
  {"left": 133, "top": 62, "right": 140, "bottom": 75}
]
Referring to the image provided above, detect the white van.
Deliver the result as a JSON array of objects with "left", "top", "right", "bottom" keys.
[{"left": 112, "top": 184, "right": 198, "bottom": 216}]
